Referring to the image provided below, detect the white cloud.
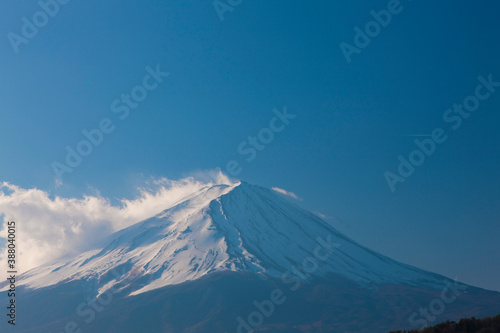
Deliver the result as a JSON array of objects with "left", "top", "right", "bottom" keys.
[
  {"left": 314, "top": 211, "right": 328, "bottom": 219},
  {"left": 271, "top": 187, "right": 302, "bottom": 201},
  {"left": 0, "top": 170, "right": 234, "bottom": 273}
]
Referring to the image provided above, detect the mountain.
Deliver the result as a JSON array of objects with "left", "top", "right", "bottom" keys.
[{"left": 1, "top": 181, "right": 499, "bottom": 332}]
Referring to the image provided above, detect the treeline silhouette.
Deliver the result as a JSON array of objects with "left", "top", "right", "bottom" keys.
[{"left": 389, "top": 314, "right": 500, "bottom": 333}]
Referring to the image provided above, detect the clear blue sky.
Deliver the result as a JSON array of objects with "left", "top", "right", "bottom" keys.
[{"left": 1, "top": 1, "right": 499, "bottom": 291}]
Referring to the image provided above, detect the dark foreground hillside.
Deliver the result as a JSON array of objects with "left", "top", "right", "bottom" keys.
[
  {"left": 6, "top": 271, "right": 500, "bottom": 333},
  {"left": 389, "top": 314, "right": 500, "bottom": 333}
]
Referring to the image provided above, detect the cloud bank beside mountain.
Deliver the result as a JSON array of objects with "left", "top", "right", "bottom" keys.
[{"left": 0, "top": 170, "right": 233, "bottom": 273}]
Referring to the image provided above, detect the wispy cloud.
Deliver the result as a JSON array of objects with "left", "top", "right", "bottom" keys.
[
  {"left": 314, "top": 211, "right": 328, "bottom": 219},
  {"left": 272, "top": 187, "right": 302, "bottom": 201}
]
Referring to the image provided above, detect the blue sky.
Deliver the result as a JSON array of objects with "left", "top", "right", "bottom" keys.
[{"left": 0, "top": 0, "right": 499, "bottom": 291}]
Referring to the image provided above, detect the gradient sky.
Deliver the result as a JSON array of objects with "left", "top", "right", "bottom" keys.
[{"left": 0, "top": 1, "right": 499, "bottom": 291}]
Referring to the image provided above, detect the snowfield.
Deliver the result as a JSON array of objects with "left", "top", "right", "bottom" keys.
[{"left": 6, "top": 181, "right": 447, "bottom": 297}]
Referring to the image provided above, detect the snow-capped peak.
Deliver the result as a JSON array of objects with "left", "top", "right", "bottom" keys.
[{"left": 7, "top": 181, "right": 444, "bottom": 296}]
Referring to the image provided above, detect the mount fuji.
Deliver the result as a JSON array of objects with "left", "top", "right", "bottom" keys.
[{"left": 2, "top": 181, "right": 499, "bottom": 332}]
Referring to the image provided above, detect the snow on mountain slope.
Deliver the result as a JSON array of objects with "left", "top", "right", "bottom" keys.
[{"left": 4, "top": 181, "right": 446, "bottom": 296}]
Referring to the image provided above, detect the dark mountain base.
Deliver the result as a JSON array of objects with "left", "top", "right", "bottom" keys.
[
  {"left": 388, "top": 314, "right": 500, "bottom": 332},
  {"left": 8, "top": 272, "right": 500, "bottom": 333}
]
